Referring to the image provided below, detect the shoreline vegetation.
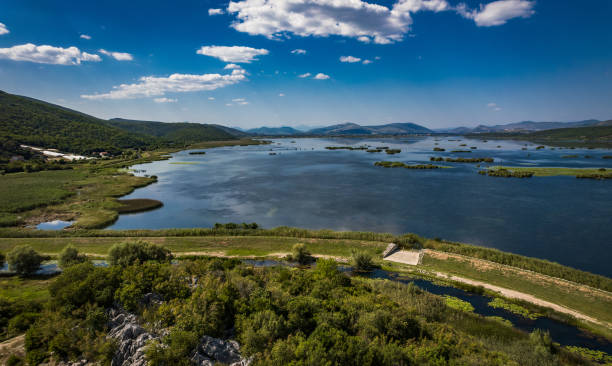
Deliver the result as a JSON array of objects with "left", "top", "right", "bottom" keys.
[
  {"left": 374, "top": 161, "right": 445, "bottom": 169},
  {"left": 0, "top": 139, "right": 266, "bottom": 229}
]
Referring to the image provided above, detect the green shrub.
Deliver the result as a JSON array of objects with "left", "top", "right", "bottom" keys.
[
  {"left": 287, "top": 243, "right": 312, "bottom": 265},
  {"left": 107, "top": 240, "right": 172, "bottom": 266},
  {"left": 351, "top": 250, "right": 374, "bottom": 272},
  {"left": 7, "top": 245, "right": 44, "bottom": 275},
  {"left": 58, "top": 245, "right": 88, "bottom": 269}
]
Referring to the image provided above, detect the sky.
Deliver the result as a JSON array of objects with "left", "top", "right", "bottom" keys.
[{"left": 0, "top": 0, "right": 611, "bottom": 129}]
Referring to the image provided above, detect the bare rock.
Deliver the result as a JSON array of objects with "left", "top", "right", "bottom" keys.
[{"left": 382, "top": 243, "right": 399, "bottom": 258}]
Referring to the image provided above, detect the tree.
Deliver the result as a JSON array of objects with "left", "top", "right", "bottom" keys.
[
  {"left": 107, "top": 241, "right": 172, "bottom": 266},
  {"left": 351, "top": 250, "right": 374, "bottom": 272},
  {"left": 58, "top": 245, "right": 87, "bottom": 269},
  {"left": 288, "top": 243, "right": 312, "bottom": 265},
  {"left": 7, "top": 245, "right": 44, "bottom": 276}
]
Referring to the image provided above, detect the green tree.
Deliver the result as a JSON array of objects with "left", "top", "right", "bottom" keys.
[
  {"left": 288, "top": 243, "right": 312, "bottom": 265},
  {"left": 351, "top": 250, "right": 374, "bottom": 272},
  {"left": 58, "top": 245, "right": 87, "bottom": 269},
  {"left": 107, "top": 241, "right": 172, "bottom": 266},
  {"left": 7, "top": 246, "right": 44, "bottom": 276}
]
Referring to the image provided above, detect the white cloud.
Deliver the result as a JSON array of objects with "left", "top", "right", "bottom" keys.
[
  {"left": 81, "top": 69, "right": 247, "bottom": 100},
  {"left": 279, "top": 93, "right": 285, "bottom": 96},
  {"left": 227, "top": 0, "right": 453, "bottom": 44},
  {"left": 99, "top": 49, "right": 134, "bottom": 61},
  {"left": 291, "top": 49, "right": 307, "bottom": 55},
  {"left": 487, "top": 102, "right": 502, "bottom": 111},
  {"left": 340, "top": 55, "right": 361, "bottom": 63},
  {"left": 0, "top": 23, "right": 8, "bottom": 35},
  {"left": 80, "top": 34, "right": 91, "bottom": 40},
  {"left": 154, "top": 97, "right": 177, "bottom": 103},
  {"left": 313, "top": 73, "right": 330, "bottom": 80},
  {"left": 209, "top": 8, "right": 224, "bottom": 15},
  {"left": 208, "top": 97, "right": 216, "bottom": 100},
  {"left": 226, "top": 103, "right": 233, "bottom": 106},
  {"left": 0, "top": 43, "right": 101, "bottom": 65},
  {"left": 362, "top": 59, "right": 372, "bottom": 64},
  {"left": 298, "top": 72, "right": 311, "bottom": 78},
  {"left": 232, "top": 98, "right": 249, "bottom": 105},
  {"left": 197, "top": 45, "right": 269, "bottom": 63},
  {"left": 224, "top": 63, "right": 242, "bottom": 69},
  {"left": 457, "top": 0, "right": 535, "bottom": 27}
]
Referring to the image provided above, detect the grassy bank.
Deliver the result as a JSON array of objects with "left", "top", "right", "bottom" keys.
[
  {"left": 486, "top": 166, "right": 612, "bottom": 177},
  {"left": 0, "top": 139, "right": 263, "bottom": 229}
]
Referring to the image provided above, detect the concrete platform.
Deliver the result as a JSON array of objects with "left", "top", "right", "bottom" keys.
[{"left": 383, "top": 250, "right": 423, "bottom": 265}]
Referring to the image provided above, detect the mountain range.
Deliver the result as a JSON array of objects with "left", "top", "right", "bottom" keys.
[
  {"left": 247, "top": 122, "right": 433, "bottom": 136},
  {"left": 437, "top": 119, "right": 608, "bottom": 134}
]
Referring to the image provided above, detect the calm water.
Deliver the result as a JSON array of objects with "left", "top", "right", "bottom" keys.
[{"left": 109, "top": 137, "right": 612, "bottom": 277}]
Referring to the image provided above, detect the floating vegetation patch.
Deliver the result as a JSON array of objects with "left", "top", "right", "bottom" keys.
[
  {"left": 444, "top": 295, "right": 474, "bottom": 312},
  {"left": 451, "top": 150, "right": 472, "bottom": 153},
  {"left": 376, "top": 146, "right": 389, "bottom": 150},
  {"left": 488, "top": 298, "right": 540, "bottom": 320},
  {"left": 374, "top": 161, "right": 444, "bottom": 169},
  {"left": 433, "top": 147, "right": 445, "bottom": 151},
  {"left": 325, "top": 146, "right": 368, "bottom": 151},
  {"left": 564, "top": 346, "right": 612, "bottom": 365},
  {"left": 188, "top": 151, "right": 206, "bottom": 155},
  {"left": 603, "top": 156, "right": 612, "bottom": 159},
  {"left": 561, "top": 155, "right": 578, "bottom": 158},
  {"left": 385, "top": 149, "right": 401, "bottom": 155},
  {"left": 576, "top": 170, "right": 612, "bottom": 180},
  {"left": 479, "top": 168, "right": 534, "bottom": 178},
  {"left": 367, "top": 149, "right": 382, "bottom": 153},
  {"left": 536, "top": 145, "right": 546, "bottom": 150},
  {"left": 459, "top": 144, "right": 467, "bottom": 146},
  {"left": 433, "top": 157, "right": 494, "bottom": 163}
]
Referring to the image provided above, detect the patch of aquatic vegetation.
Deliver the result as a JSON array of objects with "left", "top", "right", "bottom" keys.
[
  {"left": 479, "top": 168, "right": 534, "bottom": 178},
  {"left": 325, "top": 146, "right": 368, "bottom": 151},
  {"left": 374, "top": 161, "right": 445, "bottom": 169},
  {"left": 450, "top": 150, "right": 472, "bottom": 153},
  {"left": 444, "top": 295, "right": 474, "bottom": 312},
  {"left": 562, "top": 155, "right": 579, "bottom": 158},
  {"left": 366, "top": 149, "right": 382, "bottom": 153},
  {"left": 564, "top": 346, "right": 612, "bottom": 365},
  {"left": 385, "top": 149, "right": 401, "bottom": 154},
  {"left": 485, "top": 166, "right": 612, "bottom": 179},
  {"left": 603, "top": 156, "right": 612, "bottom": 159},
  {"left": 188, "top": 151, "right": 206, "bottom": 155},
  {"left": 169, "top": 162, "right": 199, "bottom": 165},
  {"left": 488, "top": 298, "right": 541, "bottom": 320},
  {"left": 486, "top": 316, "right": 513, "bottom": 327},
  {"left": 432, "top": 157, "right": 494, "bottom": 163},
  {"left": 433, "top": 147, "right": 445, "bottom": 151}
]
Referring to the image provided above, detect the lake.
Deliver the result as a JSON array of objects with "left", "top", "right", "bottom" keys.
[{"left": 108, "top": 137, "right": 612, "bottom": 277}]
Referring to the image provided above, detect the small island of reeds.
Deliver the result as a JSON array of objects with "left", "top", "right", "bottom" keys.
[
  {"left": 481, "top": 166, "right": 612, "bottom": 179},
  {"left": 385, "top": 149, "right": 401, "bottom": 154},
  {"left": 325, "top": 146, "right": 368, "bottom": 151},
  {"left": 374, "top": 161, "right": 444, "bottom": 169},
  {"left": 188, "top": 151, "right": 206, "bottom": 155},
  {"left": 433, "top": 147, "right": 445, "bottom": 151},
  {"left": 115, "top": 198, "right": 163, "bottom": 214},
  {"left": 431, "top": 157, "right": 494, "bottom": 163}
]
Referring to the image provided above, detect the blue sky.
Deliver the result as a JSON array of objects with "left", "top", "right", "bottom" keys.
[{"left": 0, "top": 0, "right": 611, "bottom": 129}]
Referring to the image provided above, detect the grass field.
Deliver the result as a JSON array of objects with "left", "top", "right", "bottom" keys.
[{"left": 0, "top": 277, "right": 51, "bottom": 303}]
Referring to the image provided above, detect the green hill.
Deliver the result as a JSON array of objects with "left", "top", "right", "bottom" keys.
[
  {"left": 0, "top": 91, "right": 243, "bottom": 155},
  {"left": 528, "top": 123, "right": 612, "bottom": 140}
]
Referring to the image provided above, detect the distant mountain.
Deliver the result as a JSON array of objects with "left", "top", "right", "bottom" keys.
[
  {"left": 246, "top": 126, "right": 304, "bottom": 136},
  {"left": 307, "top": 122, "right": 432, "bottom": 135},
  {"left": 0, "top": 90, "right": 242, "bottom": 155},
  {"left": 518, "top": 123, "right": 612, "bottom": 140},
  {"left": 440, "top": 119, "right": 603, "bottom": 134}
]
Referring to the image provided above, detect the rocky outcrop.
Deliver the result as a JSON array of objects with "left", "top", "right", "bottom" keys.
[
  {"left": 107, "top": 309, "right": 157, "bottom": 366},
  {"left": 191, "top": 336, "right": 251, "bottom": 366}
]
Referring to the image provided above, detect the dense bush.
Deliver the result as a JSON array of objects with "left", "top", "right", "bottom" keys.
[
  {"left": 107, "top": 240, "right": 172, "bottom": 266},
  {"left": 286, "top": 243, "right": 313, "bottom": 265},
  {"left": 351, "top": 250, "right": 375, "bottom": 272},
  {"left": 7, "top": 245, "right": 45, "bottom": 276},
  {"left": 58, "top": 245, "right": 88, "bottom": 269}
]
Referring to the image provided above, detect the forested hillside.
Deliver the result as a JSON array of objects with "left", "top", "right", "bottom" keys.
[{"left": 0, "top": 91, "right": 242, "bottom": 155}]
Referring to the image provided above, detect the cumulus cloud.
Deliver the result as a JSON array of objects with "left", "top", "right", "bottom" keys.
[
  {"left": 0, "top": 43, "right": 101, "bottom": 65},
  {"left": 362, "top": 59, "right": 372, "bottom": 64},
  {"left": 99, "top": 49, "right": 134, "bottom": 61},
  {"left": 197, "top": 45, "right": 269, "bottom": 63},
  {"left": 80, "top": 34, "right": 91, "bottom": 40},
  {"left": 313, "top": 73, "right": 330, "bottom": 80},
  {"left": 0, "top": 23, "right": 8, "bottom": 35},
  {"left": 291, "top": 49, "right": 307, "bottom": 55},
  {"left": 208, "top": 97, "right": 216, "bottom": 100},
  {"left": 81, "top": 69, "right": 247, "bottom": 100},
  {"left": 224, "top": 63, "right": 242, "bottom": 69},
  {"left": 279, "top": 93, "right": 285, "bottom": 96},
  {"left": 209, "top": 8, "right": 224, "bottom": 15},
  {"left": 232, "top": 97, "right": 249, "bottom": 105},
  {"left": 340, "top": 55, "right": 361, "bottom": 63},
  {"left": 457, "top": 0, "right": 535, "bottom": 26},
  {"left": 298, "top": 72, "right": 311, "bottom": 78},
  {"left": 154, "top": 97, "right": 177, "bottom": 103},
  {"left": 227, "top": 0, "right": 455, "bottom": 44}
]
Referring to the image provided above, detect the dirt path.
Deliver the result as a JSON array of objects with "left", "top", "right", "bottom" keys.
[
  {"left": 432, "top": 271, "right": 608, "bottom": 327},
  {"left": 0, "top": 334, "right": 25, "bottom": 363}
]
